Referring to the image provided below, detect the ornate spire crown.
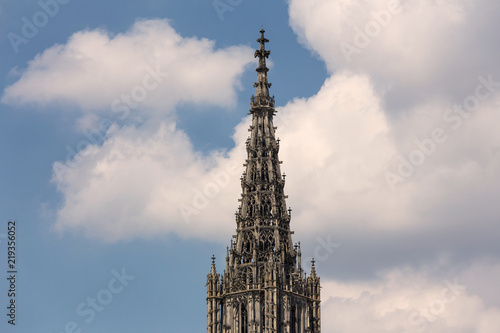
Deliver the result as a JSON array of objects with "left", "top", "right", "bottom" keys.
[{"left": 252, "top": 29, "right": 274, "bottom": 108}]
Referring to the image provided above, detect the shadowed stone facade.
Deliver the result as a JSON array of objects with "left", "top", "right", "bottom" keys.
[{"left": 206, "top": 29, "right": 321, "bottom": 333}]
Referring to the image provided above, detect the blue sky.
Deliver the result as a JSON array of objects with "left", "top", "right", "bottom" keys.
[{"left": 1, "top": 0, "right": 500, "bottom": 332}]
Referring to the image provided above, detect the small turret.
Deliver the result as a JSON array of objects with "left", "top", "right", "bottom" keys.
[
  {"left": 307, "top": 258, "right": 321, "bottom": 301},
  {"left": 206, "top": 255, "right": 221, "bottom": 333}
]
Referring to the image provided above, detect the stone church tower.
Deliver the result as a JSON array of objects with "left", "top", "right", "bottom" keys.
[{"left": 206, "top": 29, "right": 321, "bottom": 333}]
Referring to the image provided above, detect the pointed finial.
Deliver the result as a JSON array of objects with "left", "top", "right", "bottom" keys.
[
  {"left": 210, "top": 255, "right": 217, "bottom": 276},
  {"left": 310, "top": 258, "right": 317, "bottom": 278}
]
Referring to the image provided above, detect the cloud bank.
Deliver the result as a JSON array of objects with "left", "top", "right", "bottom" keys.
[{"left": 284, "top": 0, "right": 500, "bottom": 331}]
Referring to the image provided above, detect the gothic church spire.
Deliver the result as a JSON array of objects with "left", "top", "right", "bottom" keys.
[{"left": 206, "top": 30, "right": 321, "bottom": 333}]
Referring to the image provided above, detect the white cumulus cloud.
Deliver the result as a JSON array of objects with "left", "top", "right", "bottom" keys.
[{"left": 2, "top": 18, "right": 254, "bottom": 114}]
